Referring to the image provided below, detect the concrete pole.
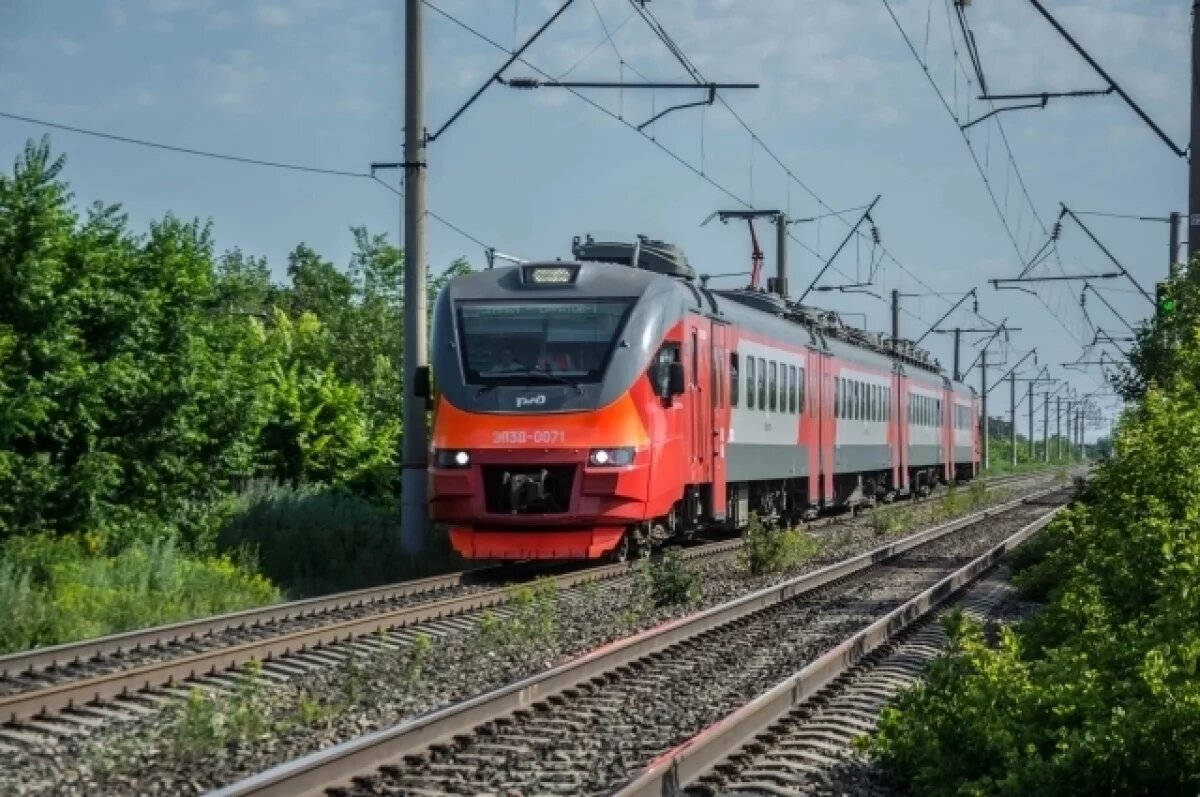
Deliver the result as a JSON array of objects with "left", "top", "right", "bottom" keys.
[
  {"left": 980, "top": 348, "right": 989, "bottom": 471},
  {"left": 891, "top": 289, "right": 900, "bottom": 351},
  {"left": 1170, "top": 210, "right": 1181, "bottom": 275},
  {"left": 1027, "top": 382, "right": 1035, "bottom": 460},
  {"left": 953, "top": 328, "right": 961, "bottom": 382},
  {"left": 776, "top": 212, "right": 788, "bottom": 299},
  {"left": 400, "top": 0, "right": 430, "bottom": 553},
  {"left": 1056, "top": 396, "right": 1062, "bottom": 461},
  {"left": 1190, "top": 0, "right": 1200, "bottom": 262},
  {"left": 1010, "top": 373, "right": 1017, "bottom": 467},
  {"left": 1042, "top": 391, "right": 1049, "bottom": 462},
  {"left": 1079, "top": 410, "right": 1087, "bottom": 461}
]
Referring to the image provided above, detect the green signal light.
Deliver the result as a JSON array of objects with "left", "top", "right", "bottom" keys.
[{"left": 1161, "top": 297, "right": 1176, "bottom": 313}]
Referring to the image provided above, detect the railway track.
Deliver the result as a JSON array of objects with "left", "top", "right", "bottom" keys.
[
  {"left": 0, "top": 468, "right": 1060, "bottom": 740},
  {"left": 615, "top": 562, "right": 1036, "bottom": 796},
  {"left": 207, "top": 483, "right": 1072, "bottom": 797},
  {"left": 0, "top": 540, "right": 742, "bottom": 733}
]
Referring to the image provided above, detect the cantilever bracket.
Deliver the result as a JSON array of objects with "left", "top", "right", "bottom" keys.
[
  {"left": 960, "top": 87, "right": 1114, "bottom": 130},
  {"left": 637, "top": 85, "right": 717, "bottom": 131}
]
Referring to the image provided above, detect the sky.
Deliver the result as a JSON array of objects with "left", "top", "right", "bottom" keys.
[{"left": 0, "top": 0, "right": 1188, "bottom": 441}]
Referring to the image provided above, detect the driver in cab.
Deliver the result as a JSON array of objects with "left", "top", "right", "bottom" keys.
[{"left": 489, "top": 347, "right": 525, "bottom": 373}]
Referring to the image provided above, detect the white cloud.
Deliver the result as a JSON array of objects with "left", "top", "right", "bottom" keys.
[
  {"left": 107, "top": 2, "right": 128, "bottom": 27},
  {"left": 257, "top": 4, "right": 292, "bottom": 28},
  {"left": 53, "top": 37, "right": 83, "bottom": 57},
  {"left": 194, "top": 49, "right": 272, "bottom": 113},
  {"left": 148, "top": 0, "right": 214, "bottom": 14},
  {"left": 206, "top": 10, "right": 239, "bottom": 30}
]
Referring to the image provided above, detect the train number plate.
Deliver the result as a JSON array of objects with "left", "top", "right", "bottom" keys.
[{"left": 491, "top": 430, "right": 566, "bottom": 445}]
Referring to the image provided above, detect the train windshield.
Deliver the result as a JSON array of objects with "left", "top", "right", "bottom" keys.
[{"left": 456, "top": 300, "right": 632, "bottom": 385}]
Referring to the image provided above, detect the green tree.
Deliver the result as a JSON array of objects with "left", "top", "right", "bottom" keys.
[
  {"left": 1114, "top": 259, "right": 1200, "bottom": 401},
  {"left": 867, "top": 257, "right": 1200, "bottom": 796}
]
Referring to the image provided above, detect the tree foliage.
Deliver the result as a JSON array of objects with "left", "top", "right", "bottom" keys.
[
  {"left": 866, "top": 255, "right": 1200, "bottom": 796},
  {"left": 0, "top": 136, "right": 470, "bottom": 550}
]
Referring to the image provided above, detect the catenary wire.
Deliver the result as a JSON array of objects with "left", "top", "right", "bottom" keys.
[{"left": 0, "top": 109, "right": 506, "bottom": 256}]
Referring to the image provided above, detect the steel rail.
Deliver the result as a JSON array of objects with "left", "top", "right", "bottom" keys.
[
  {"left": 0, "top": 469, "right": 1063, "bottom": 727},
  {"left": 0, "top": 469, "right": 1054, "bottom": 680},
  {"left": 613, "top": 501, "right": 1066, "bottom": 796},
  {"left": 0, "top": 540, "right": 739, "bottom": 724},
  {"left": 0, "top": 568, "right": 500, "bottom": 677},
  {"left": 206, "top": 485, "right": 1067, "bottom": 797}
]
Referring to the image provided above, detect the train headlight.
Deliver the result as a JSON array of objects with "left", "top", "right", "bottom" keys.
[
  {"left": 588, "top": 447, "right": 635, "bottom": 467},
  {"left": 434, "top": 449, "right": 471, "bottom": 468}
]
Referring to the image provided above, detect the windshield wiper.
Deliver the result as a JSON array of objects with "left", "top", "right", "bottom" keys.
[
  {"left": 525, "top": 370, "right": 584, "bottom": 395},
  {"left": 476, "top": 368, "right": 584, "bottom": 396}
]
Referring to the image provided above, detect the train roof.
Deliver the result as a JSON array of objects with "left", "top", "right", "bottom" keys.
[{"left": 456, "top": 234, "right": 975, "bottom": 394}]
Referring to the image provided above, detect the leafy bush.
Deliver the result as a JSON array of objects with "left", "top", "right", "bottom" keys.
[
  {"left": 215, "top": 481, "right": 464, "bottom": 598},
  {"left": 0, "top": 532, "right": 278, "bottom": 653},
  {"left": 869, "top": 503, "right": 905, "bottom": 536},
  {"left": 641, "top": 547, "right": 698, "bottom": 607},
  {"left": 740, "top": 513, "right": 819, "bottom": 575},
  {"left": 865, "top": 288, "right": 1200, "bottom": 796}
]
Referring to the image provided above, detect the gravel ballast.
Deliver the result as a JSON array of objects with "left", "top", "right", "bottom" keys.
[{"left": 0, "top": 481, "right": 1068, "bottom": 796}]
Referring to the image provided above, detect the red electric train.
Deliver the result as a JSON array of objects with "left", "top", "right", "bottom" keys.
[{"left": 420, "top": 235, "right": 980, "bottom": 561}]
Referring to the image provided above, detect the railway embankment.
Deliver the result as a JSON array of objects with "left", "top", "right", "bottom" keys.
[{"left": 0, "top": 474, "right": 1061, "bottom": 795}]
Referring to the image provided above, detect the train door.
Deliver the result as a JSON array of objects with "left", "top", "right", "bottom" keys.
[
  {"left": 709, "top": 322, "right": 728, "bottom": 520},
  {"left": 894, "top": 370, "right": 907, "bottom": 492},
  {"left": 688, "top": 323, "right": 712, "bottom": 488},
  {"left": 804, "top": 351, "right": 821, "bottom": 504},
  {"left": 820, "top": 353, "right": 836, "bottom": 503},
  {"left": 941, "top": 384, "right": 952, "bottom": 481}
]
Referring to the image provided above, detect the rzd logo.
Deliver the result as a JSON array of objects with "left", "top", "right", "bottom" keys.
[{"left": 515, "top": 394, "right": 547, "bottom": 408}]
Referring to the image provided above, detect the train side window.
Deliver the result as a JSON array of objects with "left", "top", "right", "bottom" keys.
[
  {"left": 788, "top": 366, "right": 796, "bottom": 413},
  {"left": 799, "top": 366, "right": 806, "bottom": 413},
  {"left": 758, "top": 358, "right": 766, "bottom": 411},
  {"left": 855, "top": 382, "right": 862, "bottom": 420},
  {"left": 768, "top": 362, "right": 777, "bottom": 412},
  {"left": 876, "top": 386, "right": 882, "bottom": 421},
  {"left": 730, "top": 353, "right": 739, "bottom": 407},
  {"left": 746, "top": 357, "right": 756, "bottom": 409},
  {"left": 834, "top": 377, "right": 840, "bottom": 418}
]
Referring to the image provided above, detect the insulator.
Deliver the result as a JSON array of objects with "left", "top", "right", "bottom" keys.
[
  {"left": 1051, "top": 221, "right": 1062, "bottom": 240},
  {"left": 871, "top": 225, "right": 881, "bottom": 244},
  {"left": 973, "top": 298, "right": 979, "bottom": 313},
  {"left": 507, "top": 77, "right": 540, "bottom": 90}
]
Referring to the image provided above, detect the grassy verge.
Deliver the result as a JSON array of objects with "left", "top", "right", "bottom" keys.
[
  {"left": 214, "top": 482, "right": 468, "bottom": 599},
  {"left": 0, "top": 483, "right": 473, "bottom": 654},
  {"left": 0, "top": 532, "right": 278, "bottom": 654}
]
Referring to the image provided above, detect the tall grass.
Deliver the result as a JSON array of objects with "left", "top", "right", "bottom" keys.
[
  {"left": 0, "top": 533, "right": 278, "bottom": 654},
  {"left": 215, "top": 482, "right": 466, "bottom": 598}
]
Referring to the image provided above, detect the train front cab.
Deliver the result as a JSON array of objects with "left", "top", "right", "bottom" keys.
[{"left": 425, "top": 261, "right": 715, "bottom": 561}]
